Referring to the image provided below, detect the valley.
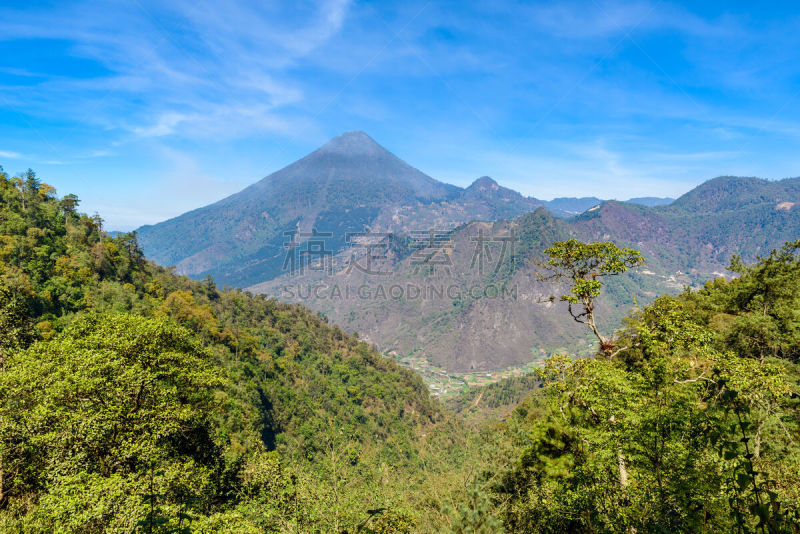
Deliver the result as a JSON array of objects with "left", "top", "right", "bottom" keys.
[{"left": 138, "top": 132, "right": 800, "bottom": 374}]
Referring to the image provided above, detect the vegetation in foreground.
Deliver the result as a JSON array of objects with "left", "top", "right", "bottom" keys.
[
  {"left": 0, "top": 167, "right": 798, "bottom": 532},
  {"left": 0, "top": 168, "right": 489, "bottom": 532},
  {"left": 491, "top": 239, "right": 800, "bottom": 532}
]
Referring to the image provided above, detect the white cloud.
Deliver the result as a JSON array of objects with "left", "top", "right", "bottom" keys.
[{"left": 0, "top": 0, "right": 351, "bottom": 141}]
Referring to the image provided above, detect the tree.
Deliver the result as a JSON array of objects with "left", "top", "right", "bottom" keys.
[
  {"left": 495, "top": 245, "right": 800, "bottom": 533},
  {"left": 60, "top": 194, "right": 80, "bottom": 215},
  {"left": 0, "top": 313, "right": 226, "bottom": 531},
  {"left": 0, "top": 284, "right": 33, "bottom": 366},
  {"left": 538, "top": 239, "right": 644, "bottom": 353}
]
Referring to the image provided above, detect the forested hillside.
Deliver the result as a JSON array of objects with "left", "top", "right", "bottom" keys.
[
  {"left": 485, "top": 240, "right": 800, "bottom": 532},
  {"left": 0, "top": 167, "right": 482, "bottom": 532},
  {"left": 1, "top": 166, "right": 799, "bottom": 533}
]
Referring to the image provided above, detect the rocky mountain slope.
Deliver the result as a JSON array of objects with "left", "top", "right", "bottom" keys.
[
  {"left": 137, "top": 132, "right": 543, "bottom": 287},
  {"left": 250, "top": 176, "right": 799, "bottom": 372},
  {"left": 249, "top": 209, "right": 673, "bottom": 372}
]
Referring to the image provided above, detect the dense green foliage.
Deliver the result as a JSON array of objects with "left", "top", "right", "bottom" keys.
[
  {"left": 0, "top": 168, "right": 475, "bottom": 532},
  {"left": 0, "top": 313, "right": 223, "bottom": 531},
  {"left": 491, "top": 241, "right": 800, "bottom": 533},
  {"left": 447, "top": 375, "right": 541, "bottom": 422}
]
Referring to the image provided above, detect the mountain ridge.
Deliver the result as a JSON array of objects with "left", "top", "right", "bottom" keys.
[
  {"left": 138, "top": 132, "right": 544, "bottom": 286},
  {"left": 247, "top": 175, "right": 800, "bottom": 372},
  {"left": 136, "top": 132, "right": 800, "bottom": 371},
  {"left": 134, "top": 131, "right": 688, "bottom": 287}
]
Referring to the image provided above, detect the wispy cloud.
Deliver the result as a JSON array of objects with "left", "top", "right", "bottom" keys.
[
  {"left": 2, "top": 1, "right": 800, "bottom": 228},
  {"left": 0, "top": 0, "right": 351, "bottom": 141},
  {"left": 524, "top": 0, "right": 734, "bottom": 40}
]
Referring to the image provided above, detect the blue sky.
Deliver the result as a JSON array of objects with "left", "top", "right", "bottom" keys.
[{"left": 2, "top": 0, "right": 800, "bottom": 230}]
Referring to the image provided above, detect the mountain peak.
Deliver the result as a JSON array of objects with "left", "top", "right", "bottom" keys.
[
  {"left": 317, "top": 130, "right": 386, "bottom": 157},
  {"left": 468, "top": 176, "right": 499, "bottom": 190},
  {"left": 671, "top": 176, "right": 778, "bottom": 213}
]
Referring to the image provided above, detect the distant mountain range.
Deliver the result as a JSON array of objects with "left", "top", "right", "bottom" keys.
[
  {"left": 541, "top": 196, "right": 673, "bottom": 217},
  {"left": 137, "top": 131, "right": 672, "bottom": 287},
  {"left": 625, "top": 196, "right": 675, "bottom": 207},
  {"left": 247, "top": 175, "right": 800, "bottom": 372},
  {"left": 137, "top": 131, "right": 799, "bottom": 372},
  {"left": 250, "top": 209, "right": 632, "bottom": 372},
  {"left": 573, "top": 177, "right": 800, "bottom": 273}
]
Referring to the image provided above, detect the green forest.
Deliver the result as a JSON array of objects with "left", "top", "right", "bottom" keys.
[{"left": 1, "top": 167, "right": 798, "bottom": 533}]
